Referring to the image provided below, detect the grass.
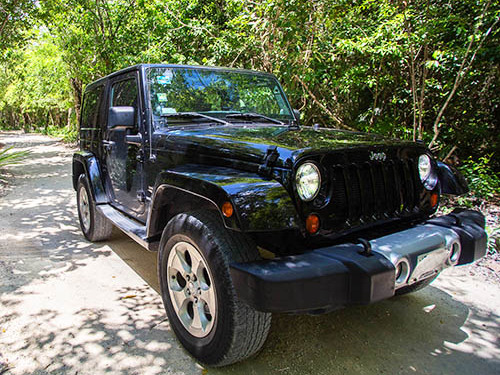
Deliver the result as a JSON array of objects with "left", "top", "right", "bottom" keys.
[{"left": 0, "top": 146, "right": 30, "bottom": 168}]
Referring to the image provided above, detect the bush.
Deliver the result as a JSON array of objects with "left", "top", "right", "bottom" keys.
[
  {"left": 42, "top": 125, "right": 78, "bottom": 143},
  {"left": 459, "top": 154, "right": 500, "bottom": 201}
]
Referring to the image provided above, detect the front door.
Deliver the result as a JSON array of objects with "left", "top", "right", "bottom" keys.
[{"left": 104, "top": 72, "right": 145, "bottom": 217}]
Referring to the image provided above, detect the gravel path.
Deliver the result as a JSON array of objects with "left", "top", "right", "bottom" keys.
[{"left": 1, "top": 131, "right": 499, "bottom": 375}]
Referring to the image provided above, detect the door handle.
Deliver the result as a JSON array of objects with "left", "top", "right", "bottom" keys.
[{"left": 102, "top": 140, "right": 115, "bottom": 151}]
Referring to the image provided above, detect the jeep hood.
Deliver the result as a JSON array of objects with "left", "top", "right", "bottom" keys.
[{"left": 158, "top": 125, "right": 418, "bottom": 167}]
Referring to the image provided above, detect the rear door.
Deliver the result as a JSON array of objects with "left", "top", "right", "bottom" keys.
[
  {"left": 79, "top": 85, "right": 104, "bottom": 155},
  {"left": 103, "top": 72, "right": 145, "bottom": 217}
]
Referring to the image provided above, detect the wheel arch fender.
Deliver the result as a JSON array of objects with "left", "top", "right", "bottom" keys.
[
  {"left": 437, "top": 161, "right": 469, "bottom": 196},
  {"left": 72, "top": 151, "right": 109, "bottom": 204},
  {"left": 146, "top": 166, "right": 300, "bottom": 239}
]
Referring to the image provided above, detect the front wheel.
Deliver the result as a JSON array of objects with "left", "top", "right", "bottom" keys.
[{"left": 158, "top": 211, "right": 271, "bottom": 366}]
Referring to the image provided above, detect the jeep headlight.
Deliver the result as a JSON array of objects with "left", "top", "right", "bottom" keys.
[
  {"left": 418, "top": 154, "right": 438, "bottom": 190},
  {"left": 295, "top": 162, "right": 321, "bottom": 201}
]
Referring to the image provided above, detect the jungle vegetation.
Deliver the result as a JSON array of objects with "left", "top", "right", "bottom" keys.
[{"left": 0, "top": 0, "right": 499, "bottom": 198}]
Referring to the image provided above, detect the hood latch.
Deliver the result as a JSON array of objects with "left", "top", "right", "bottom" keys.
[{"left": 258, "top": 146, "right": 279, "bottom": 177}]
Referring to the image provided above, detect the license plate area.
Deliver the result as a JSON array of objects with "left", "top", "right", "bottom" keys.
[{"left": 409, "top": 248, "right": 449, "bottom": 284}]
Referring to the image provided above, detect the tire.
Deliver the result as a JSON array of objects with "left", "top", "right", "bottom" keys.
[
  {"left": 395, "top": 275, "right": 438, "bottom": 296},
  {"left": 158, "top": 211, "right": 271, "bottom": 367},
  {"left": 76, "top": 174, "right": 113, "bottom": 242}
]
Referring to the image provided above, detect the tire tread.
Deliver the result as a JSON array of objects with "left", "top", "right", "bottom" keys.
[
  {"left": 159, "top": 210, "right": 271, "bottom": 367},
  {"left": 77, "top": 174, "right": 113, "bottom": 242}
]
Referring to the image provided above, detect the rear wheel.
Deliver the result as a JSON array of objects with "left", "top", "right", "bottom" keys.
[
  {"left": 158, "top": 211, "right": 271, "bottom": 366},
  {"left": 76, "top": 174, "right": 113, "bottom": 242}
]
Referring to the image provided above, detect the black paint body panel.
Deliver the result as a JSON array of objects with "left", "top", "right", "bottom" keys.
[
  {"left": 437, "top": 161, "right": 469, "bottom": 195},
  {"left": 230, "top": 245, "right": 395, "bottom": 313},
  {"left": 426, "top": 208, "right": 487, "bottom": 265},
  {"left": 75, "top": 63, "right": 471, "bottom": 254}
]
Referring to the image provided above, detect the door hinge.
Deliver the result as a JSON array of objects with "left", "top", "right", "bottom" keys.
[
  {"left": 137, "top": 191, "right": 146, "bottom": 203},
  {"left": 136, "top": 149, "right": 145, "bottom": 163}
]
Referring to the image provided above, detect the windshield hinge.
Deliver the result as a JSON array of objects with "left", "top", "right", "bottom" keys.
[
  {"left": 288, "top": 120, "right": 300, "bottom": 130},
  {"left": 258, "top": 146, "right": 279, "bottom": 177}
]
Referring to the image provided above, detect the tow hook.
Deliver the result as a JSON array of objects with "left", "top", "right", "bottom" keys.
[{"left": 357, "top": 238, "right": 372, "bottom": 256}]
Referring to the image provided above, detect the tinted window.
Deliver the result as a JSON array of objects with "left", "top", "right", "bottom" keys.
[
  {"left": 81, "top": 86, "right": 103, "bottom": 128},
  {"left": 111, "top": 78, "right": 138, "bottom": 108}
]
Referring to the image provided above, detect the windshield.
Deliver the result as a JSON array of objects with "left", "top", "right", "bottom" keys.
[{"left": 146, "top": 67, "right": 293, "bottom": 127}]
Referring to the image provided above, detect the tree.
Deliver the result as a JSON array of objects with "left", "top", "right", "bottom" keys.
[
  {"left": 0, "top": 0, "right": 36, "bottom": 52},
  {"left": 0, "top": 0, "right": 498, "bottom": 171}
]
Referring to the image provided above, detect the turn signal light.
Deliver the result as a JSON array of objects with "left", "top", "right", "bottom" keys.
[
  {"left": 430, "top": 192, "right": 439, "bottom": 208},
  {"left": 306, "top": 214, "right": 320, "bottom": 234},
  {"left": 221, "top": 201, "right": 234, "bottom": 217}
]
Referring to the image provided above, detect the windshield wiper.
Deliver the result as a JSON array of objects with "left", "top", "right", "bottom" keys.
[
  {"left": 160, "top": 112, "right": 230, "bottom": 126},
  {"left": 225, "top": 112, "right": 285, "bottom": 125}
]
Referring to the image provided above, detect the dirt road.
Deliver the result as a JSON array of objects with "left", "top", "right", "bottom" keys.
[{"left": 1, "top": 132, "right": 499, "bottom": 375}]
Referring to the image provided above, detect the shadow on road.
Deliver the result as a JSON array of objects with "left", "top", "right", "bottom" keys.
[
  {"left": 1, "top": 132, "right": 498, "bottom": 375},
  {"left": 103, "top": 231, "right": 500, "bottom": 375}
]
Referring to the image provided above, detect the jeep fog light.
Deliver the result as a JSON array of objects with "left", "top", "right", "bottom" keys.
[
  {"left": 395, "top": 260, "right": 410, "bottom": 285},
  {"left": 418, "top": 154, "right": 438, "bottom": 190},
  {"left": 295, "top": 163, "right": 321, "bottom": 201}
]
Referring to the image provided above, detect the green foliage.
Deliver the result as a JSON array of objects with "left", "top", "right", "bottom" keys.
[
  {"left": 0, "top": 0, "right": 36, "bottom": 52},
  {"left": 43, "top": 125, "right": 78, "bottom": 143},
  {"left": 0, "top": 31, "right": 73, "bottom": 132},
  {"left": 459, "top": 154, "right": 500, "bottom": 200},
  {"left": 0, "top": 146, "right": 30, "bottom": 168},
  {"left": 487, "top": 223, "right": 500, "bottom": 254},
  {"left": 0, "top": 0, "right": 498, "bottom": 166}
]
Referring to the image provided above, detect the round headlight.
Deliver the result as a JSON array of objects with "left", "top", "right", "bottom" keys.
[
  {"left": 295, "top": 163, "right": 321, "bottom": 201},
  {"left": 418, "top": 154, "right": 432, "bottom": 181},
  {"left": 418, "top": 154, "right": 437, "bottom": 190}
]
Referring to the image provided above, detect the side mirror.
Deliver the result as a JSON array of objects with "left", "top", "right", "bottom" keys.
[
  {"left": 293, "top": 109, "right": 300, "bottom": 125},
  {"left": 108, "top": 106, "right": 135, "bottom": 129}
]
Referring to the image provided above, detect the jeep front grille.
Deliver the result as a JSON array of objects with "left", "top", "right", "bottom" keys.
[{"left": 329, "top": 158, "right": 421, "bottom": 226}]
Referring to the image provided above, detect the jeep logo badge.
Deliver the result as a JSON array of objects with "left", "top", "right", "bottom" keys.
[{"left": 369, "top": 151, "right": 387, "bottom": 161}]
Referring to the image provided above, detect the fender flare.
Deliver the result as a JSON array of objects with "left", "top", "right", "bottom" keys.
[
  {"left": 72, "top": 151, "right": 109, "bottom": 204},
  {"left": 147, "top": 165, "right": 300, "bottom": 237},
  {"left": 437, "top": 161, "right": 469, "bottom": 196}
]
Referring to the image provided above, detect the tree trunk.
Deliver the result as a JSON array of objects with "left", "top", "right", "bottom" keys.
[
  {"left": 67, "top": 107, "right": 73, "bottom": 129},
  {"left": 11, "top": 111, "right": 18, "bottom": 129},
  {"left": 48, "top": 110, "right": 55, "bottom": 130},
  {"left": 22, "top": 113, "right": 31, "bottom": 133},
  {"left": 417, "top": 44, "right": 428, "bottom": 140},
  {"left": 428, "top": 0, "right": 497, "bottom": 149},
  {"left": 71, "top": 78, "right": 83, "bottom": 129}
]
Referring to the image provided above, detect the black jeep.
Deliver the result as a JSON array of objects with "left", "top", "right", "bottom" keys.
[{"left": 73, "top": 64, "right": 487, "bottom": 366}]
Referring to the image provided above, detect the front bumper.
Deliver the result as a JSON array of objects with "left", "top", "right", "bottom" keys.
[{"left": 230, "top": 209, "right": 487, "bottom": 313}]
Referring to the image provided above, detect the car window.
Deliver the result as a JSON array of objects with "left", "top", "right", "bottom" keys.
[
  {"left": 146, "top": 67, "right": 293, "bottom": 127},
  {"left": 111, "top": 78, "right": 138, "bottom": 108},
  {"left": 81, "top": 86, "right": 103, "bottom": 129}
]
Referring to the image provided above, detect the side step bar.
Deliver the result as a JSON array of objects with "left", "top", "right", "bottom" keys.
[{"left": 96, "top": 204, "right": 159, "bottom": 251}]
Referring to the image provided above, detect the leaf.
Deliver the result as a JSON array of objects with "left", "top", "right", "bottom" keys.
[{"left": 121, "top": 295, "right": 137, "bottom": 300}]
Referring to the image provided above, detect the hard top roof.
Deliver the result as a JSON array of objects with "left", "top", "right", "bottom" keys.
[{"left": 85, "top": 63, "right": 276, "bottom": 91}]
